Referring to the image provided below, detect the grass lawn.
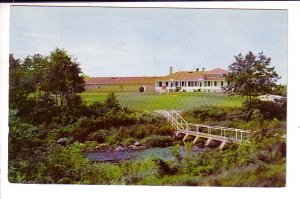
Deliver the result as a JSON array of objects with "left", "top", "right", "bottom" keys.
[{"left": 81, "top": 91, "right": 244, "bottom": 111}]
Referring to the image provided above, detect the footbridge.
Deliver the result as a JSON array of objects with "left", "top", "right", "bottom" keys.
[{"left": 163, "top": 110, "right": 251, "bottom": 149}]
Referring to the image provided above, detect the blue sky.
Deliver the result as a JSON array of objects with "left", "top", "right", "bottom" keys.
[{"left": 10, "top": 6, "right": 287, "bottom": 84}]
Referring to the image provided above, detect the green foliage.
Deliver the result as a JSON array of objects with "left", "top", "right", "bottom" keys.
[
  {"left": 241, "top": 99, "right": 287, "bottom": 120},
  {"left": 171, "top": 144, "right": 182, "bottom": 163},
  {"left": 8, "top": 50, "right": 286, "bottom": 186},
  {"left": 123, "top": 137, "right": 136, "bottom": 146},
  {"left": 140, "top": 135, "right": 174, "bottom": 147},
  {"left": 121, "top": 159, "right": 159, "bottom": 185},
  {"left": 190, "top": 105, "right": 234, "bottom": 122},
  {"left": 226, "top": 51, "right": 280, "bottom": 105},
  {"left": 86, "top": 130, "right": 108, "bottom": 143},
  {"left": 9, "top": 49, "right": 86, "bottom": 126},
  {"left": 105, "top": 92, "right": 121, "bottom": 111},
  {"left": 271, "top": 85, "right": 287, "bottom": 97}
]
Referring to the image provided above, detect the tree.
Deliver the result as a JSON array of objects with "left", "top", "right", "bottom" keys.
[
  {"left": 225, "top": 51, "right": 280, "bottom": 104},
  {"left": 105, "top": 92, "right": 121, "bottom": 111},
  {"left": 43, "top": 48, "right": 85, "bottom": 106},
  {"left": 9, "top": 54, "right": 23, "bottom": 109},
  {"left": 9, "top": 49, "right": 86, "bottom": 124}
]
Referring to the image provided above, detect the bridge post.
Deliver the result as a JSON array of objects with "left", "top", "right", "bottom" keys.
[
  {"left": 205, "top": 138, "right": 212, "bottom": 146},
  {"left": 193, "top": 135, "right": 200, "bottom": 144},
  {"left": 219, "top": 140, "right": 227, "bottom": 149},
  {"left": 183, "top": 134, "right": 189, "bottom": 142},
  {"left": 208, "top": 127, "right": 211, "bottom": 138}
]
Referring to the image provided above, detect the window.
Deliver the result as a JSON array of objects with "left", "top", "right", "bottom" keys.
[
  {"left": 166, "top": 82, "right": 169, "bottom": 87},
  {"left": 214, "top": 81, "right": 217, "bottom": 86},
  {"left": 200, "top": 82, "right": 202, "bottom": 87},
  {"left": 204, "top": 81, "right": 207, "bottom": 87},
  {"left": 208, "top": 81, "right": 211, "bottom": 87},
  {"left": 188, "top": 81, "right": 191, "bottom": 87},
  {"left": 158, "top": 82, "right": 162, "bottom": 87},
  {"left": 182, "top": 81, "right": 185, "bottom": 86},
  {"left": 175, "top": 82, "right": 178, "bottom": 87},
  {"left": 194, "top": 81, "right": 197, "bottom": 87},
  {"left": 221, "top": 81, "right": 223, "bottom": 86}
]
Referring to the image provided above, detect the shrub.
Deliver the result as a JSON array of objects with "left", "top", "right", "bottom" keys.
[
  {"left": 140, "top": 135, "right": 174, "bottom": 147},
  {"left": 86, "top": 130, "right": 108, "bottom": 143},
  {"left": 123, "top": 137, "right": 136, "bottom": 146},
  {"left": 105, "top": 92, "right": 121, "bottom": 111},
  {"left": 105, "top": 132, "right": 122, "bottom": 146},
  {"left": 156, "top": 123, "right": 174, "bottom": 136},
  {"left": 191, "top": 106, "right": 229, "bottom": 122},
  {"left": 242, "top": 99, "right": 287, "bottom": 120}
]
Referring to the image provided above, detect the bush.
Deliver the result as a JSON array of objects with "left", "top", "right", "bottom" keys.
[
  {"left": 105, "top": 92, "right": 121, "bottom": 111},
  {"left": 140, "top": 135, "right": 174, "bottom": 147},
  {"left": 123, "top": 137, "right": 136, "bottom": 146},
  {"left": 242, "top": 99, "right": 287, "bottom": 120},
  {"left": 86, "top": 130, "right": 108, "bottom": 143},
  {"left": 191, "top": 106, "right": 231, "bottom": 122},
  {"left": 105, "top": 131, "right": 122, "bottom": 145}
]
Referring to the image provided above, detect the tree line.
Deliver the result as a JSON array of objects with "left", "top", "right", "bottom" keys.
[{"left": 9, "top": 48, "right": 86, "bottom": 125}]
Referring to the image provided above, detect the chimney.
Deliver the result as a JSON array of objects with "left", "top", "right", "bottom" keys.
[
  {"left": 202, "top": 67, "right": 206, "bottom": 72},
  {"left": 169, "top": 67, "right": 173, "bottom": 75}
]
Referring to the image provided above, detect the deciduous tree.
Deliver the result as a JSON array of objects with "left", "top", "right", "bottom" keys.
[{"left": 225, "top": 51, "right": 280, "bottom": 105}]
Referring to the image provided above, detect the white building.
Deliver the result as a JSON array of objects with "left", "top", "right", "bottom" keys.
[{"left": 155, "top": 67, "right": 230, "bottom": 92}]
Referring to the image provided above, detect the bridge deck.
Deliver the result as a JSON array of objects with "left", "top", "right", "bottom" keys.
[{"left": 164, "top": 110, "right": 251, "bottom": 145}]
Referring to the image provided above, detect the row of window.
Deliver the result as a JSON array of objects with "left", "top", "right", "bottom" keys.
[{"left": 157, "top": 81, "right": 224, "bottom": 87}]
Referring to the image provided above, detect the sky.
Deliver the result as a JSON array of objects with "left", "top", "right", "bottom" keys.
[{"left": 10, "top": 6, "right": 287, "bottom": 84}]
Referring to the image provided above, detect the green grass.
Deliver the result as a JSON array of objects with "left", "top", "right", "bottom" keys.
[{"left": 81, "top": 91, "right": 244, "bottom": 111}]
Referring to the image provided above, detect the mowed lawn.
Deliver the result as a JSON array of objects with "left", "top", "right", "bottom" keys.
[{"left": 81, "top": 91, "right": 244, "bottom": 111}]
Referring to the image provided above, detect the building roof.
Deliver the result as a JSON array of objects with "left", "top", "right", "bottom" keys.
[
  {"left": 85, "top": 76, "right": 158, "bottom": 85},
  {"left": 85, "top": 68, "right": 229, "bottom": 85},
  {"left": 156, "top": 71, "right": 205, "bottom": 81},
  {"left": 207, "top": 68, "right": 229, "bottom": 74},
  {"left": 156, "top": 68, "right": 229, "bottom": 81}
]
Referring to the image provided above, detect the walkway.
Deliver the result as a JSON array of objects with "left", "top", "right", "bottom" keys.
[{"left": 163, "top": 110, "right": 251, "bottom": 149}]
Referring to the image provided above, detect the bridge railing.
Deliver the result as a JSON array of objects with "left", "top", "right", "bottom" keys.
[
  {"left": 164, "top": 110, "right": 185, "bottom": 131},
  {"left": 185, "top": 123, "right": 250, "bottom": 142},
  {"left": 164, "top": 110, "right": 251, "bottom": 143}
]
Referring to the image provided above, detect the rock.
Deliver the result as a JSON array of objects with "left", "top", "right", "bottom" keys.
[
  {"left": 113, "top": 146, "right": 125, "bottom": 152},
  {"left": 134, "top": 141, "right": 141, "bottom": 146},
  {"left": 56, "top": 137, "right": 69, "bottom": 145},
  {"left": 99, "top": 143, "right": 109, "bottom": 147},
  {"left": 129, "top": 145, "right": 139, "bottom": 150},
  {"left": 94, "top": 146, "right": 101, "bottom": 150},
  {"left": 138, "top": 145, "right": 147, "bottom": 150}
]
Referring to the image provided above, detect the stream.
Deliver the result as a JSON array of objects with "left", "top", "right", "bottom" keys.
[{"left": 86, "top": 146, "right": 205, "bottom": 162}]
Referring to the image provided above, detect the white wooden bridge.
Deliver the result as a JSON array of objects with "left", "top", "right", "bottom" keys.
[{"left": 163, "top": 110, "right": 251, "bottom": 149}]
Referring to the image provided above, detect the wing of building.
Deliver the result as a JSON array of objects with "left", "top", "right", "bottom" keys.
[{"left": 84, "top": 67, "right": 229, "bottom": 92}]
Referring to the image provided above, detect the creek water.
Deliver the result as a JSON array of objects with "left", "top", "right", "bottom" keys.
[{"left": 86, "top": 146, "right": 205, "bottom": 162}]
